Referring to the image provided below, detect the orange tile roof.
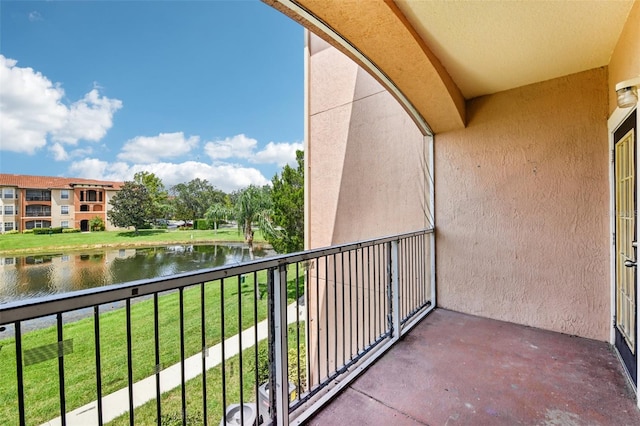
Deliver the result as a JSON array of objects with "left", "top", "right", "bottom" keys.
[{"left": 0, "top": 174, "right": 124, "bottom": 190}]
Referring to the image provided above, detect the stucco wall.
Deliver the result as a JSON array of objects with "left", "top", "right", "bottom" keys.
[
  {"left": 608, "top": 1, "right": 640, "bottom": 115},
  {"left": 307, "top": 35, "right": 428, "bottom": 248},
  {"left": 435, "top": 68, "right": 610, "bottom": 341}
]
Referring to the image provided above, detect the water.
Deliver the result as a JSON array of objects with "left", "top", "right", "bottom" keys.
[{"left": 0, "top": 243, "right": 274, "bottom": 304}]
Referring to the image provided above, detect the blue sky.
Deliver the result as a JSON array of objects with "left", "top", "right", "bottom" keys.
[{"left": 0, "top": 0, "right": 304, "bottom": 192}]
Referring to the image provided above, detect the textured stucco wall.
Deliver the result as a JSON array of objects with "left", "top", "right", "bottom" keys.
[
  {"left": 608, "top": 1, "right": 640, "bottom": 115},
  {"left": 435, "top": 68, "right": 610, "bottom": 340},
  {"left": 306, "top": 34, "right": 432, "bottom": 383},
  {"left": 307, "top": 35, "right": 427, "bottom": 248}
]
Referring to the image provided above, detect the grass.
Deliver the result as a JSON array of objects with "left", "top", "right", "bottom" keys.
[
  {"left": 0, "top": 228, "right": 267, "bottom": 255},
  {"left": 0, "top": 268, "right": 304, "bottom": 425},
  {"left": 109, "top": 324, "right": 306, "bottom": 426}
]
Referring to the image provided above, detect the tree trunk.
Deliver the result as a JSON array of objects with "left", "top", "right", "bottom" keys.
[{"left": 245, "top": 219, "right": 254, "bottom": 260}]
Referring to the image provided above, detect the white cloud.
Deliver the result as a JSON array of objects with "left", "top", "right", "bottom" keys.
[
  {"left": 204, "top": 134, "right": 302, "bottom": 167},
  {"left": 252, "top": 141, "right": 303, "bottom": 167},
  {"left": 0, "top": 55, "right": 121, "bottom": 154},
  {"left": 49, "top": 143, "right": 69, "bottom": 161},
  {"left": 68, "top": 158, "right": 128, "bottom": 181},
  {"left": 52, "top": 88, "right": 122, "bottom": 144},
  {"left": 118, "top": 132, "right": 199, "bottom": 163},
  {"left": 28, "top": 11, "right": 43, "bottom": 22},
  {"left": 69, "top": 158, "right": 269, "bottom": 193},
  {"left": 49, "top": 143, "right": 94, "bottom": 162},
  {"left": 204, "top": 134, "right": 257, "bottom": 160}
]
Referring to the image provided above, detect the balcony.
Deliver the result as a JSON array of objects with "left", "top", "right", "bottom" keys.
[
  {"left": 309, "top": 308, "right": 640, "bottom": 425},
  {"left": 24, "top": 209, "right": 52, "bottom": 218},
  {"left": 25, "top": 191, "right": 51, "bottom": 202},
  {"left": 0, "top": 230, "right": 432, "bottom": 425},
  {"left": 0, "top": 228, "right": 638, "bottom": 425}
]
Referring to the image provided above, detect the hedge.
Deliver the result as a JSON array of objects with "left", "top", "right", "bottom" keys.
[
  {"left": 195, "top": 219, "right": 211, "bottom": 230},
  {"left": 33, "top": 227, "right": 64, "bottom": 235}
]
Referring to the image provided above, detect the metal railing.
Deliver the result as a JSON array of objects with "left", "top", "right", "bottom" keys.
[
  {"left": 23, "top": 211, "right": 52, "bottom": 218},
  {"left": 0, "top": 229, "right": 434, "bottom": 425}
]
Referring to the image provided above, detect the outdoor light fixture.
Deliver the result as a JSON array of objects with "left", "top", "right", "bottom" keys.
[{"left": 616, "top": 76, "right": 640, "bottom": 108}]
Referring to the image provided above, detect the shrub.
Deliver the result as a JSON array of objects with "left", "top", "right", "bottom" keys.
[
  {"left": 33, "top": 227, "right": 63, "bottom": 235},
  {"left": 195, "top": 219, "right": 211, "bottom": 230},
  {"left": 62, "top": 228, "right": 81, "bottom": 233},
  {"left": 89, "top": 216, "right": 105, "bottom": 232},
  {"left": 5, "top": 229, "right": 21, "bottom": 235},
  {"left": 21, "top": 229, "right": 34, "bottom": 234}
]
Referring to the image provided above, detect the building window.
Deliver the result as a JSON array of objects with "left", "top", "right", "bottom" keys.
[
  {"left": 61, "top": 205, "right": 69, "bottom": 215},
  {"left": 4, "top": 222, "right": 14, "bottom": 232},
  {"left": 3, "top": 205, "right": 13, "bottom": 215},
  {"left": 4, "top": 257, "right": 15, "bottom": 265},
  {"left": 80, "top": 205, "right": 90, "bottom": 212},
  {"left": 61, "top": 190, "right": 70, "bottom": 200},
  {"left": 61, "top": 220, "right": 69, "bottom": 228},
  {"left": 3, "top": 189, "right": 14, "bottom": 199}
]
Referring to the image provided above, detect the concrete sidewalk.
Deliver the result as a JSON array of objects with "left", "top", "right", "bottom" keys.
[{"left": 42, "top": 303, "right": 304, "bottom": 426}]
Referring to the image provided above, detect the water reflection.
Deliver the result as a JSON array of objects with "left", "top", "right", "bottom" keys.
[{"left": 0, "top": 244, "right": 272, "bottom": 303}]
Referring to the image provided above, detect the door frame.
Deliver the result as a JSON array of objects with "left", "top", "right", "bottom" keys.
[{"left": 609, "top": 105, "right": 640, "bottom": 407}]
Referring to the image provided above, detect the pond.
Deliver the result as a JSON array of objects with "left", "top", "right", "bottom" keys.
[{"left": 0, "top": 243, "right": 274, "bottom": 304}]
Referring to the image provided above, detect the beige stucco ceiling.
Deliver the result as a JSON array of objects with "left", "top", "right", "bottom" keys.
[{"left": 395, "top": 0, "right": 635, "bottom": 99}]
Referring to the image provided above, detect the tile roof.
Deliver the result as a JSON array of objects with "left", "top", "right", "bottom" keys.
[{"left": 0, "top": 174, "right": 124, "bottom": 190}]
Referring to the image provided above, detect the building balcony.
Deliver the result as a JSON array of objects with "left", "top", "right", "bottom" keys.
[
  {"left": 23, "top": 212, "right": 52, "bottom": 218},
  {"left": 1, "top": 228, "right": 637, "bottom": 425}
]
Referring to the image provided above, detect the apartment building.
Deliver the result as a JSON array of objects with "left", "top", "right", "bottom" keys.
[{"left": 0, "top": 174, "right": 123, "bottom": 233}]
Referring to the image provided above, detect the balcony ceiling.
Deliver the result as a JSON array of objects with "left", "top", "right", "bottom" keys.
[
  {"left": 269, "top": 0, "right": 635, "bottom": 132},
  {"left": 395, "top": 0, "right": 635, "bottom": 99}
]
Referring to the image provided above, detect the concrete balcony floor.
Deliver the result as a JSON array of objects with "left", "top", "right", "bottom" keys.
[{"left": 308, "top": 309, "right": 640, "bottom": 425}]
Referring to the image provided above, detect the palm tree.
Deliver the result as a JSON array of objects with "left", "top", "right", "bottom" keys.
[
  {"left": 234, "top": 185, "right": 278, "bottom": 256},
  {"left": 205, "top": 203, "right": 232, "bottom": 234}
]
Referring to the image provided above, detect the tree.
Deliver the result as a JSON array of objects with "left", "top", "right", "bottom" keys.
[
  {"left": 171, "top": 178, "right": 225, "bottom": 222},
  {"left": 234, "top": 185, "right": 278, "bottom": 253},
  {"left": 269, "top": 150, "right": 304, "bottom": 253},
  {"left": 205, "top": 202, "right": 232, "bottom": 234},
  {"left": 133, "top": 171, "right": 170, "bottom": 221},
  {"left": 107, "top": 182, "right": 153, "bottom": 235}
]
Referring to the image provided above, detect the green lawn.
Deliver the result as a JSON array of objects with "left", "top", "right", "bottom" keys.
[
  {"left": 109, "top": 324, "right": 306, "bottom": 426},
  {"left": 0, "top": 228, "right": 267, "bottom": 255},
  {"left": 0, "top": 269, "right": 304, "bottom": 425}
]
